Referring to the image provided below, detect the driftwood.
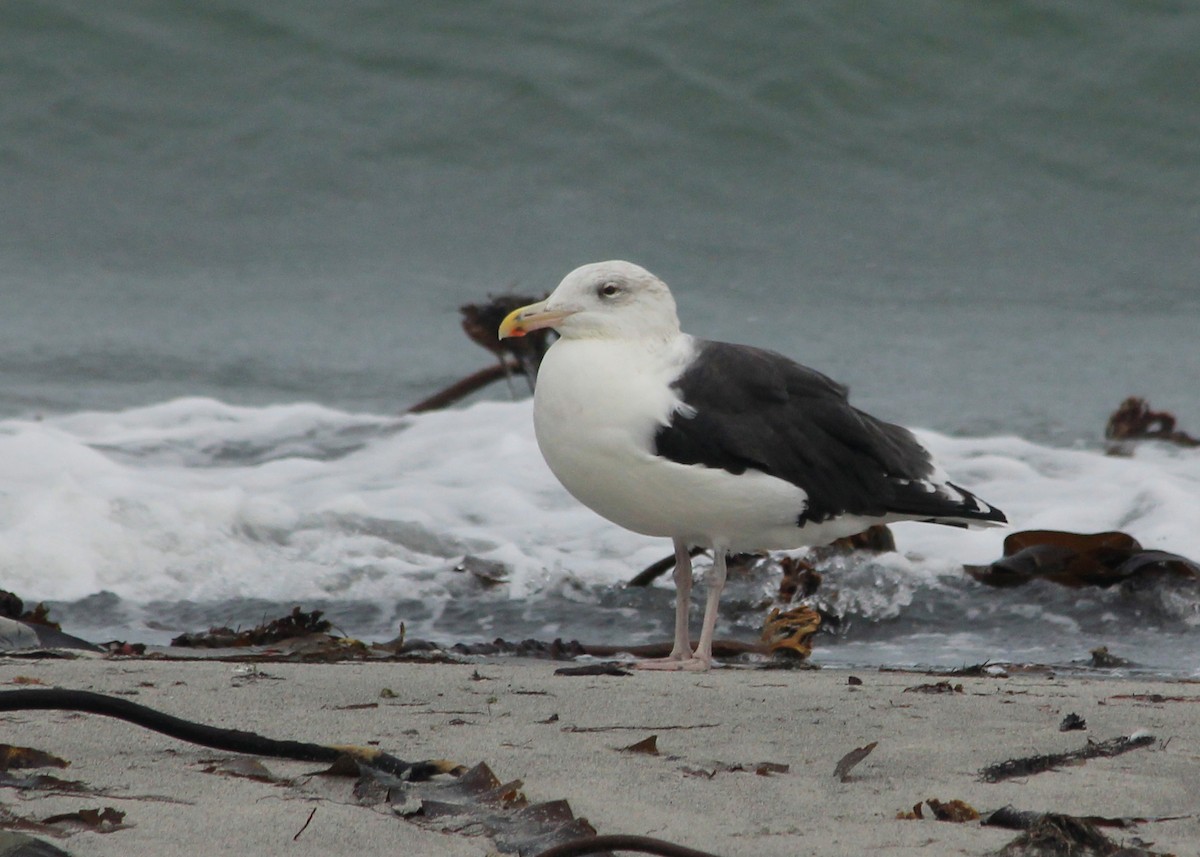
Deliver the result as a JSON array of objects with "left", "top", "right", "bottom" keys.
[
  {"left": 407, "top": 293, "right": 554, "bottom": 414},
  {"left": 408, "top": 363, "right": 522, "bottom": 413}
]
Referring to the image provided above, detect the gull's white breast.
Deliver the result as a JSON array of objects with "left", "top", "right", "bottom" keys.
[{"left": 532, "top": 335, "right": 821, "bottom": 550}]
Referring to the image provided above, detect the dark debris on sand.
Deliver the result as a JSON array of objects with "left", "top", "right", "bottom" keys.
[
  {"left": 979, "top": 734, "right": 1155, "bottom": 783},
  {"left": 987, "top": 810, "right": 1174, "bottom": 857}
]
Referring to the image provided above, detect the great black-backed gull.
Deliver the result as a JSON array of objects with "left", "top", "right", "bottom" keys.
[{"left": 498, "top": 261, "right": 1006, "bottom": 671}]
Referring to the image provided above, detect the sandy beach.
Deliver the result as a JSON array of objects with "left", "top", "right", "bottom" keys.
[{"left": 1, "top": 654, "right": 1197, "bottom": 856}]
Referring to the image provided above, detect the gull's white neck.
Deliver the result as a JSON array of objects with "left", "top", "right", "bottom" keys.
[{"left": 531, "top": 332, "right": 697, "bottom": 530}]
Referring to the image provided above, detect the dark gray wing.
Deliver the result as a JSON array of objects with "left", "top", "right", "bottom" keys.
[{"left": 654, "top": 340, "right": 1005, "bottom": 525}]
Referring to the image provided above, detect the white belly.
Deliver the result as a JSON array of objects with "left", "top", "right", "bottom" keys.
[{"left": 532, "top": 337, "right": 842, "bottom": 551}]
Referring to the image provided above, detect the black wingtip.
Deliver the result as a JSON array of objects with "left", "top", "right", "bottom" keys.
[{"left": 946, "top": 481, "right": 1007, "bottom": 526}]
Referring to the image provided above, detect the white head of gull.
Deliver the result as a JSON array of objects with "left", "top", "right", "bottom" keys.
[{"left": 500, "top": 261, "right": 1006, "bottom": 671}]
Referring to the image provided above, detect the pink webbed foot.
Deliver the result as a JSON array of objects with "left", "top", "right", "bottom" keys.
[{"left": 635, "top": 654, "right": 714, "bottom": 672}]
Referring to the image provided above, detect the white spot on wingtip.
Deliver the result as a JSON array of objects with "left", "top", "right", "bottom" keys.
[{"left": 675, "top": 402, "right": 698, "bottom": 419}]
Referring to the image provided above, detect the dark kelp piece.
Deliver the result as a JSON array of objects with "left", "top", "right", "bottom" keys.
[
  {"left": 1059, "top": 713, "right": 1087, "bottom": 732},
  {"left": 0, "top": 592, "right": 59, "bottom": 630},
  {"left": 1106, "top": 396, "right": 1199, "bottom": 449},
  {"left": 333, "top": 758, "right": 633, "bottom": 849},
  {"left": 983, "top": 806, "right": 1046, "bottom": 830},
  {"left": 980, "top": 734, "right": 1155, "bottom": 783},
  {"left": 1088, "top": 647, "right": 1131, "bottom": 668},
  {"left": 170, "top": 606, "right": 333, "bottom": 648},
  {"left": 1117, "top": 549, "right": 1200, "bottom": 581},
  {"left": 495, "top": 800, "right": 600, "bottom": 855},
  {"left": 985, "top": 805, "right": 1190, "bottom": 832},
  {"left": 775, "top": 526, "right": 895, "bottom": 602},
  {"left": 813, "top": 524, "right": 897, "bottom": 557},
  {"left": 459, "top": 294, "right": 552, "bottom": 384},
  {"left": 776, "top": 556, "right": 822, "bottom": 603},
  {"left": 407, "top": 762, "right": 615, "bottom": 856},
  {"left": 41, "top": 807, "right": 128, "bottom": 834},
  {"left": 0, "top": 805, "right": 75, "bottom": 840},
  {"left": 407, "top": 293, "right": 553, "bottom": 413},
  {"left": 991, "top": 812, "right": 1172, "bottom": 857},
  {"left": 965, "top": 529, "right": 1200, "bottom": 589}
]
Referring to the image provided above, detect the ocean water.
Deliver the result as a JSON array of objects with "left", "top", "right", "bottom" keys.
[{"left": 2, "top": 1, "right": 1198, "bottom": 671}]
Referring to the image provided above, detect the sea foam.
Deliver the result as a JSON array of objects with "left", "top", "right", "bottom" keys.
[{"left": 2, "top": 397, "right": 1198, "bottom": 661}]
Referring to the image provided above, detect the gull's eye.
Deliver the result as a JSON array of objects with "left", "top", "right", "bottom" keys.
[{"left": 598, "top": 282, "right": 622, "bottom": 299}]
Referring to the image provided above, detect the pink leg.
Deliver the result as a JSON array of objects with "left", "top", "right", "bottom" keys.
[
  {"left": 637, "top": 540, "right": 719, "bottom": 672},
  {"left": 691, "top": 547, "right": 728, "bottom": 668}
]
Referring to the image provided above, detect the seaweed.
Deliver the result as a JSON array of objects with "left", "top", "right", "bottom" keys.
[
  {"left": 169, "top": 606, "right": 334, "bottom": 648},
  {"left": 1106, "top": 396, "right": 1199, "bottom": 449},
  {"left": 979, "top": 734, "right": 1155, "bottom": 783},
  {"left": 990, "top": 811, "right": 1173, "bottom": 856},
  {"left": 0, "top": 591, "right": 59, "bottom": 630},
  {"left": 1058, "top": 712, "right": 1087, "bottom": 732},
  {"left": 965, "top": 529, "right": 1200, "bottom": 589},
  {"left": 407, "top": 293, "right": 553, "bottom": 413}
]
